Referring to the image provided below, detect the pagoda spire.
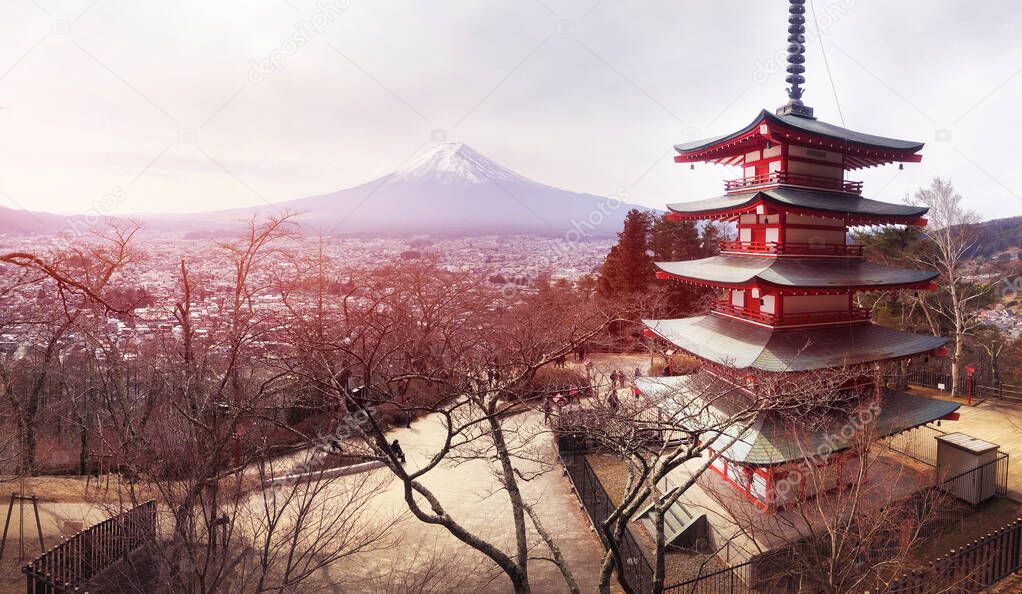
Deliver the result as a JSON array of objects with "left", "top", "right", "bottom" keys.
[{"left": 778, "top": 0, "right": 815, "bottom": 118}]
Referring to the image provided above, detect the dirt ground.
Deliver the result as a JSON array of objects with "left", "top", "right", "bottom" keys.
[
  {"left": 913, "top": 497, "right": 1022, "bottom": 564},
  {"left": 0, "top": 475, "right": 142, "bottom": 504},
  {"left": 0, "top": 534, "right": 63, "bottom": 594}
]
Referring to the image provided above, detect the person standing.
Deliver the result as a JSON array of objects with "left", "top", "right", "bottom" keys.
[
  {"left": 608, "top": 390, "right": 620, "bottom": 411},
  {"left": 390, "top": 439, "right": 406, "bottom": 464}
]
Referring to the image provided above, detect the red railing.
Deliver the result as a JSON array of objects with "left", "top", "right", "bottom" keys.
[
  {"left": 719, "top": 240, "right": 864, "bottom": 257},
  {"left": 712, "top": 301, "right": 871, "bottom": 328},
  {"left": 724, "top": 171, "right": 863, "bottom": 194}
]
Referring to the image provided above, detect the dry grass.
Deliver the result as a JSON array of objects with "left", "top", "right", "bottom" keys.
[
  {"left": 0, "top": 534, "right": 64, "bottom": 594},
  {"left": 906, "top": 383, "right": 984, "bottom": 406},
  {"left": 0, "top": 475, "right": 138, "bottom": 504}
]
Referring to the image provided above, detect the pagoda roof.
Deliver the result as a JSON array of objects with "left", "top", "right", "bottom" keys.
[
  {"left": 666, "top": 187, "right": 929, "bottom": 225},
  {"left": 643, "top": 315, "right": 947, "bottom": 372},
  {"left": 635, "top": 375, "right": 959, "bottom": 466},
  {"left": 655, "top": 257, "right": 936, "bottom": 291},
  {"left": 675, "top": 109, "right": 924, "bottom": 168}
]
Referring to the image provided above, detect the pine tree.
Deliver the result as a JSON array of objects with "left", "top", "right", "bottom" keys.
[
  {"left": 699, "top": 222, "right": 724, "bottom": 256},
  {"left": 650, "top": 214, "right": 701, "bottom": 261},
  {"left": 597, "top": 209, "right": 653, "bottom": 298}
]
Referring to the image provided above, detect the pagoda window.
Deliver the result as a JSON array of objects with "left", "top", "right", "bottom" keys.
[
  {"left": 731, "top": 290, "right": 745, "bottom": 308},
  {"left": 760, "top": 294, "right": 776, "bottom": 315}
]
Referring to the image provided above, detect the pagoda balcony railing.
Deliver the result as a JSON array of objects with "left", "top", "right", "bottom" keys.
[
  {"left": 712, "top": 301, "right": 872, "bottom": 328},
  {"left": 720, "top": 240, "right": 864, "bottom": 257},
  {"left": 724, "top": 171, "right": 863, "bottom": 195}
]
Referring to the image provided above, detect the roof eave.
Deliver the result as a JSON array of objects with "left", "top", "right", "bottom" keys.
[{"left": 674, "top": 109, "right": 925, "bottom": 163}]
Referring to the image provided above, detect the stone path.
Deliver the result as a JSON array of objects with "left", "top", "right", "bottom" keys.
[{"left": 324, "top": 409, "right": 611, "bottom": 593}]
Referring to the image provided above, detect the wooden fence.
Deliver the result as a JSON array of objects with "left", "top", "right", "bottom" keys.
[{"left": 23, "top": 500, "right": 156, "bottom": 593}]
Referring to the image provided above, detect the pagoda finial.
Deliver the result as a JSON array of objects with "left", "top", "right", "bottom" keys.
[{"left": 777, "top": 0, "right": 815, "bottom": 118}]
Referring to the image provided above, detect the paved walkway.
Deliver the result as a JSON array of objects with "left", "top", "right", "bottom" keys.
[
  {"left": 323, "top": 409, "right": 610, "bottom": 593},
  {"left": 931, "top": 395, "right": 1022, "bottom": 500}
]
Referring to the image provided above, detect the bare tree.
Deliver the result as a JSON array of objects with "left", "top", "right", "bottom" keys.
[
  {"left": 281, "top": 257, "right": 620, "bottom": 594},
  {"left": 0, "top": 221, "right": 139, "bottom": 474},
  {"left": 908, "top": 178, "right": 994, "bottom": 396},
  {"left": 702, "top": 367, "right": 958, "bottom": 594},
  {"left": 63, "top": 216, "right": 409, "bottom": 593},
  {"left": 557, "top": 360, "right": 870, "bottom": 594}
]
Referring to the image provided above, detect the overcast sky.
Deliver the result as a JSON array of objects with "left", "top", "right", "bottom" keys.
[{"left": 1, "top": 0, "right": 1020, "bottom": 221}]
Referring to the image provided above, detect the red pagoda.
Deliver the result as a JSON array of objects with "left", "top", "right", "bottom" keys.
[{"left": 634, "top": 0, "right": 959, "bottom": 511}]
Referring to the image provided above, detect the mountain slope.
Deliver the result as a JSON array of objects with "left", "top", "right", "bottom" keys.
[
  {"left": 194, "top": 143, "right": 643, "bottom": 236},
  {"left": 0, "top": 205, "right": 82, "bottom": 236},
  {"left": 0, "top": 144, "right": 646, "bottom": 237}
]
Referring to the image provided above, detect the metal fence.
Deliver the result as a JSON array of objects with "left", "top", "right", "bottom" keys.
[
  {"left": 888, "top": 516, "right": 1022, "bottom": 593},
  {"left": 557, "top": 437, "right": 654, "bottom": 593},
  {"left": 937, "top": 452, "right": 1009, "bottom": 501},
  {"left": 887, "top": 423, "right": 948, "bottom": 467},
  {"left": 663, "top": 558, "right": 755, "bottom": 594},
  {"left": 908, "top": 370, "right": 1022, "bottom": 402},
  {"left": 23, "top": 500, "right": 156, "bottom": 593}
]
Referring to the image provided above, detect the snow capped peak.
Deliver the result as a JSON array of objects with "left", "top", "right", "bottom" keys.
[{"left": 394, "top": 143, "right": 530, "bottom": 185}]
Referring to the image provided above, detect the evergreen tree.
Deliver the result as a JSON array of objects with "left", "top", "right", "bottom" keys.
[
  {"left": 699, "top": 222, "right": 723, "bottom": 256},
  {"left": 597, "top": 209, "right": 653, "bottom": 298},
  {"left": 650, "top": 214, "right": 701, "bottom": 261}
]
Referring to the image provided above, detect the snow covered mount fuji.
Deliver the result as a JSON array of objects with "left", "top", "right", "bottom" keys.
[{"left": 225, "top": 143, "right": 641, "bottom": 236}]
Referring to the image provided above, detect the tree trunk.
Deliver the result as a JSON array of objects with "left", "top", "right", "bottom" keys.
[
  {"left": 652, "top": 504, "right": 666, "bottom": 594},
  {"left": 950, "top": 331, "right": 963, "bottom": 397},
  {"left": 18, "top": 401, "right": 37, "bottom": 475}
]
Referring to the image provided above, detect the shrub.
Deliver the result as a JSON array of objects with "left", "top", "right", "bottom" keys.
[
  {"left": 649, "top": 354, "right": 701, "bottom": 377},
  {"left": 522, "top": 366, "right": 591, "bottom": 400}
]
